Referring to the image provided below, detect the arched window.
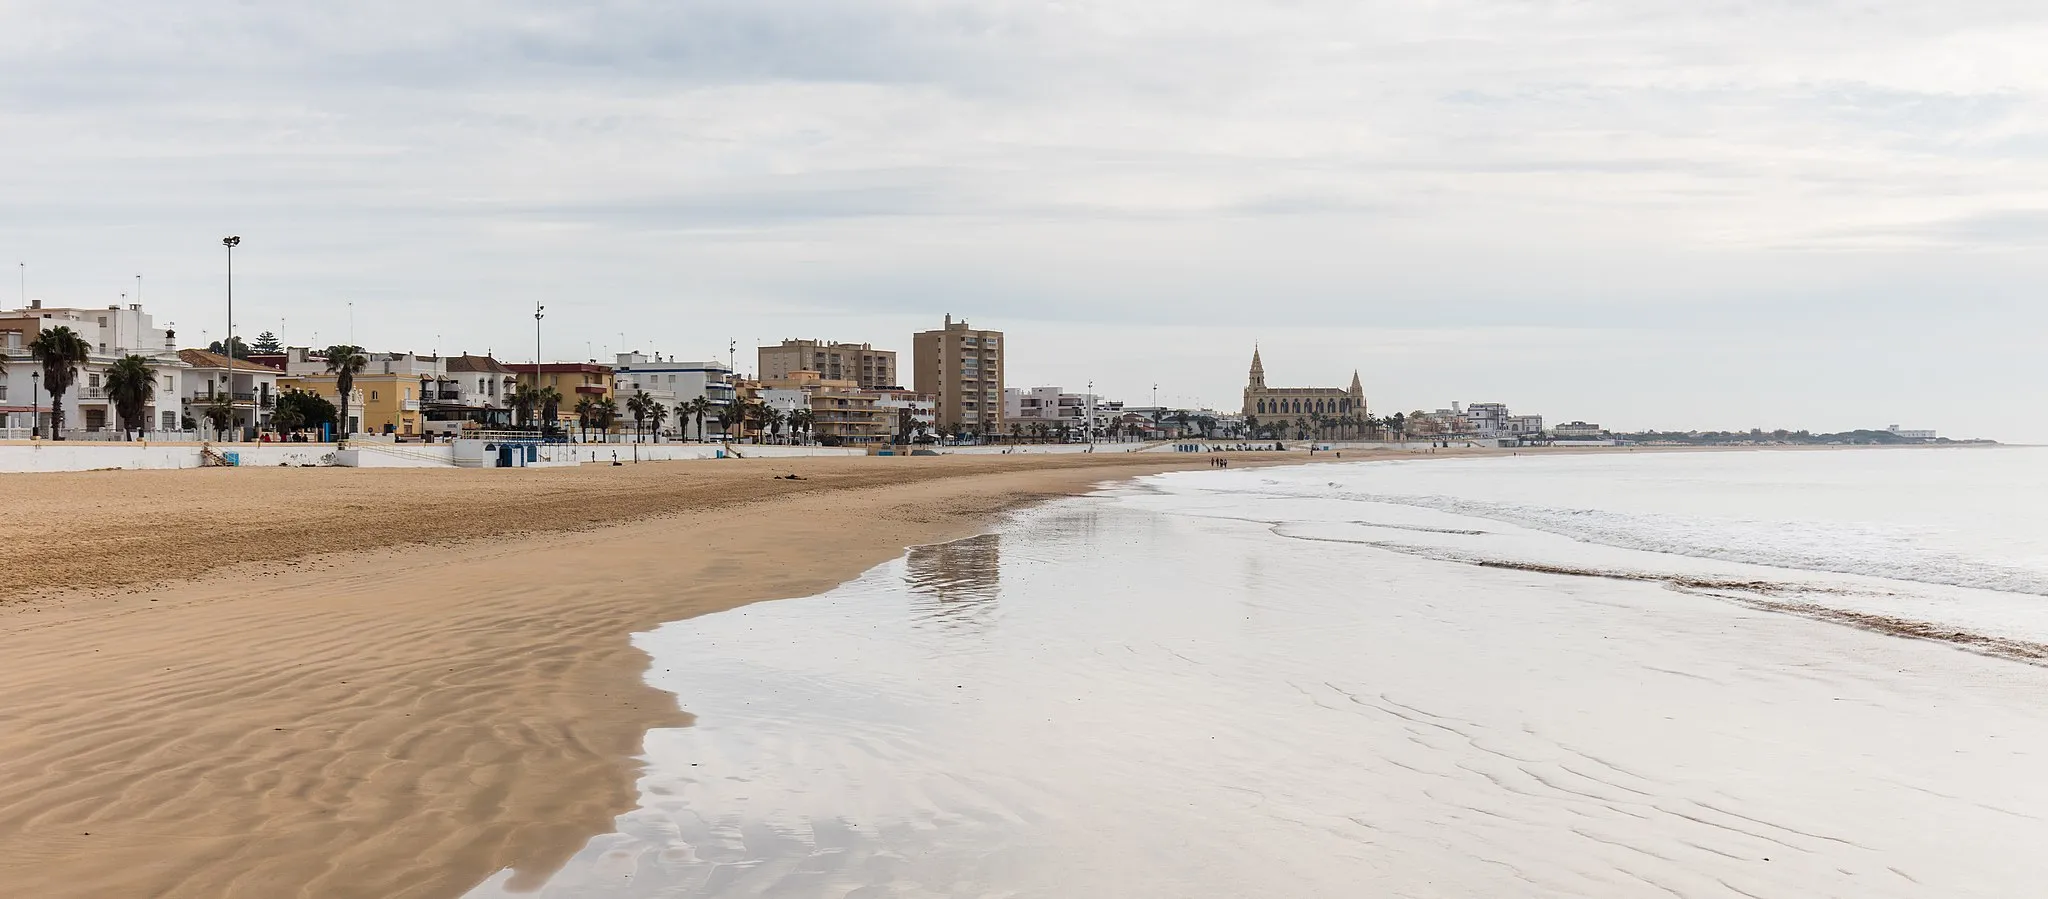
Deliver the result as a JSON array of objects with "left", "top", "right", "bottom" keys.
[{"left": 1257, "top": 400, "right": 1266, "bottom": 414}]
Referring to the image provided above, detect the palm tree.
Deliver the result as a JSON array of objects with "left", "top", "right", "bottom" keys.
[
  {"left": 323, "top": 344, "right": 369, "bottom": 445},
  {"left": 592, "top": 396, "right": 620, "bottom": 436},
  {"left": 681, "top": 396, "right": 713, "bottom": 442},
  {"left": 29, "top": 326, "right": 92, "bottom": 440},
  {"left": 102, "top": 354, "right": 157, "bottom": 440},
  {"left": 203, "top": 397, "right": 234, "bottom": 435},
  {"left": 509, "top": 385, "right": 539, "bottom": 428},
  {"left": 536, "top": 386, "right": 563, "bottom": 436},
  {"left": 649, "top": 402, "right": 669, "bottom": 441},
  {"left": 786, "top": 407, "right": 814, "bottom": 444},
  {"left": 573, "top": 396, "right": 595, "bottom": 442},
  {"left": 626, "top": 390, "right": 653, "bottom": 442},
  {"left": 716, "top": 400, "right": 745, "bottom": 441},
  {"left": 761, "top": 406, "right": 786, "bottom": 443}
]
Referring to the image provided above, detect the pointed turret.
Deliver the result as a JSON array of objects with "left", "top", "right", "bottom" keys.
[
  {"left": 1248, "top": 346, "right": 1266, "bottom": 390},
  {"left": 1348, "top": 370, "right": 1363, "bottom": 396}
]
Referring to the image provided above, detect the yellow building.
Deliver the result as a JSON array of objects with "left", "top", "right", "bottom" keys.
[
  {"left": 278, "top": 347, "right": 445, "bottom": 437},
  {"left": 509, "top": 363, "right": 613, "bottom": 424}
]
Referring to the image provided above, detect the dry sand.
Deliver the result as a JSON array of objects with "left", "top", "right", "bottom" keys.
[{"left": 0, "top": 449, "right": 1393, "bottom": 899}]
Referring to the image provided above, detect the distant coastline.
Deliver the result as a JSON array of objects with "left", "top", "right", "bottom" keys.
[{"left": 1614, "top": 428, "right": 1995, "bottom": 448}]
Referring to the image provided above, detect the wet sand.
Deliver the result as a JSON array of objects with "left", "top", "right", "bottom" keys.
[{"left": 0, "top": 450, "right": 1373, "bottom": 899}]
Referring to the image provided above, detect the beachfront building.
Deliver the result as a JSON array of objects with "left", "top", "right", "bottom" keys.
[
  {"left": 0, "top": 300, "right": 192, "bottom": 437},
  {"left": 178, "top": 349, "right": 280, "bottom": 437},
  {"left": 1553, "top": 421, "right": 1606, "bottom": 439},
  {"left": 1241, "top": 348, "right": 1366, "bottom": 436},
  {"left": 612, "top": 353, "right": 733, "bottom": 440},
  {"left": 758, "top": 339, "right": 898, "bottom": 390},
  {"left": 1886, "top": 425, "right": 1938, "bottom": 440},
  {"left": 758, "top": 370, "right": 894, "bottom": 444},
  {"left": 427, "top": 354, "right": 520, "bottom": 432},
  {"left": 872, "top": 389, "right": 936, "bottom": 440},
  {"left": 1002, "top": 386, "right": 1141, "bottom": 441},
  {"left": 507, "top": 362, "right": 613, "bottom": 430},
  {"left": 913, "top": 315, "right": 1004, "bottom": 439},
  {"left": 281, "top": 347, "right": 447, "bottom": 437}
]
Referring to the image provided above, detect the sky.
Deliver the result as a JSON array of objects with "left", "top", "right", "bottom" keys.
[{"left": 4, "top": 1, "right": 2045, "bottom": 440}]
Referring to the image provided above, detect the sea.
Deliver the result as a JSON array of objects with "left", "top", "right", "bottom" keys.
[{"left": 467, "top": 447, "right": 2048, "bottom": 898}]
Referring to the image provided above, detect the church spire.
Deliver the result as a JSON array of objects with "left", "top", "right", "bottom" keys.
[
  {"left": 1248, "top": 346, "right": 1266, "bottom": 390},
  {"left": 1349, "top": 370, "right": 1363, "bottom": 396}
]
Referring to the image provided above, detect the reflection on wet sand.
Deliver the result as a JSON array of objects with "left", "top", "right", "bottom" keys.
[
  {"left": 468, "top": 475, "right": 2048, "bottom": 899},
  {"left": 905, "top": 533, "right": 1001, "bottom": 632}
]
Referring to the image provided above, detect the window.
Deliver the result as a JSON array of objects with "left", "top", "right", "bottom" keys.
[
  {"left": 370, "top": 390, "right": 380, "bottom": 400},
  {"left": 98, "top": 343, "right": 107, "bottom": 353},
  {"left": 97, "top": 316, "right": 107, "bottom": 327},
  {"left": 162, "top": 411, "right": 177, "bottom": 430},
  {"left": 89, "top": 373, "right": 100, "bottom": 388}
]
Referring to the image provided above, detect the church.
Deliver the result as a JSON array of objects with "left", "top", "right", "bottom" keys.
[{"left": 1241, "top": 348, "right": 1366, "bottom": 427}]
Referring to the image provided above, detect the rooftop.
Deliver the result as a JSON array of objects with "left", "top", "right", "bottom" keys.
[{"left": 178, "top": 348, "right": 281, "bottom": 373}]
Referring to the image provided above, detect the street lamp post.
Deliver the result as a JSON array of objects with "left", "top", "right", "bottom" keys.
[
  {"left": 1086, "top": 379, "right": 1095, "bottom": 448},
  {"left": 222, "top": 236, "right": 240, "bottom": 440},
  {"left": 533, "top": 302, "right": 546, "bottom": 434},
  {"left": 30, "top": 371, "right": 39, "bottom": 439}
]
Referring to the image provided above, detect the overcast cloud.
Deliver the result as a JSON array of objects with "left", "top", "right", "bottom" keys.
[{"left": 5, "top": 1, "right": 2045, "bottom": 438}]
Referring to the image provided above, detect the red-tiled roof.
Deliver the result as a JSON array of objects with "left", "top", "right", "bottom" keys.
[{"left": 178, "top": 348, "right": 280, "bottom": 372}]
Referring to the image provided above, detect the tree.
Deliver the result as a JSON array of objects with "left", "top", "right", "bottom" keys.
[
  {"left": 273, "top": 388, "right": 336, "bottom": 436},
  {"left": 536, "top": 387, "right": 563, "bottom": 436},
  {"left": 323, "top": 344, "right": 369, "bottom": 445},
  {"left": 716, "top": 399, "right": 746, "bottom": 441},
  {"left": 591, "top": 396, "right": 620, "bottom": 436},
  {"left": 29, "top": 326, "right": 92, "bottom": 440},
  {"left": 102, "top": 354, "right": 158, "bottom": 440},
  {"left": 249, "top": 331, "right": 282, "bottom": 354},
  {"left": 1243, "top": 415, "right": 1260, "bottom": 440},
  {"left": 573, "top": 396, "right": 595, "bottom": 441},
  {"left": 203, "top": 398, "right": 233, "bottom": 434},
  {"left": 271, "top": 405, "right": 304, "bottom": 437},
  {"left": 786, "top": 406, "right": 814, "bottom": 444},
  {"left": 682, "top": 396, "right": 713, "bottom": 441},
  {"left": 760, "top": 406, "right": 785, "bottom": 443},
  {"left": 207, "top": 336, "right": 252, "bottom": 359},
  {"left": 649, "top": 402, "right": 669, "bottom": 440},
  {"left": 511, "top": 385, "right": 540, "bottom": 428},
  {"left": 626, "top": 390, "right": 653, "bottom": 442}
]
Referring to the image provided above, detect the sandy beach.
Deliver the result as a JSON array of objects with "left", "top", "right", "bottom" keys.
[{"left": 0, "top": 449, "right": 1375, "bottom": 899}]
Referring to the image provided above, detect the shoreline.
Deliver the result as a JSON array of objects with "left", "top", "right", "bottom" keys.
[
  {"left": 0, "top": 451, "right": 1351, "bottom": 899},
  {"left": 0, "top": 442, "right": 1953, "bottom": 898}
]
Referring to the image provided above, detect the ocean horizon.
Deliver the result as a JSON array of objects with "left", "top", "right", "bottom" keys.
[{"left": 470, "top": 447, "right": 2048, "bottom": 897}]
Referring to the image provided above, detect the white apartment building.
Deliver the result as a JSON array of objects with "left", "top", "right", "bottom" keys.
[
  {"left": 1464, "top": 402, "right": 1510, "bottom": 436},
  {"left": 613, "top": 353, "right": 733, "bottom": 440},
  {"left": 1553, "top": 421, "right": 1606, "bottom": 439},
  {"left": 1886, "top": 425, "right": 1937, "bottom": 440},
  {"left": 1001, "top": 386, "right": 1124, "bottom": 439},
  {"left": 430, "top": 354, "right": 521, "bottom": 431},
  {"left": 872, "top": 389, "right": 936, "bottom": 437},
  {"left": 1, "top": 300, "right": 192, "bottom": 436},
  {"left": 177, "top": 348, "right": 281, "bottom": 438},
  {"left": 1506, "top": 414, "right": 1545, "bottom": 436}
]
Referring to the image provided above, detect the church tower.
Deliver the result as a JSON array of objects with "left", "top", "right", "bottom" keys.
[{"left": 1248, "top": 347, "right": 1266, "bottom": 391}]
